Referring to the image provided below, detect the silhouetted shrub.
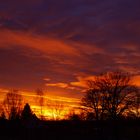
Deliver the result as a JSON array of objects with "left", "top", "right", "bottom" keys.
[{"left": 21, "top": 103, "right": 33, "bottom": 120}]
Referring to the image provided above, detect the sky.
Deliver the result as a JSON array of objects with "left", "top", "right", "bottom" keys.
[{"left": 0, "top": 0, "right": 140, "bottom": 101}]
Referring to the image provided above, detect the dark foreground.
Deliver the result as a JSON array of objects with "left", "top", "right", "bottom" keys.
[{"left": 0, "top": 120, "right": 140, "bottom": 140}]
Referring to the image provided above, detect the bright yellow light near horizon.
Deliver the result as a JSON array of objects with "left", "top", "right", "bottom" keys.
[
  {"left": 31, "top": 105, "right": 73, "bottom": 120},
  {"left": 0, "top": 88, "right": 81, "bottom": 120}
]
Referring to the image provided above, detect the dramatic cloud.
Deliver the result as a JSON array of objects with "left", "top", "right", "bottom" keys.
[
  {"left": 70, "top": 75, "right": 96, "bottom": 88},
  {"left": 0, "top": 0, "right": 140, "bottom": 100},
  {"left": 47, "top": 83, "right": 69, "bottom": 89}
]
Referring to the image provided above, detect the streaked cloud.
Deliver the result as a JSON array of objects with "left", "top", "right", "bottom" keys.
[
  {"left": 70, "top": 75, "right": 96, "bottom": 88},
  {"left": 47, "top": 83, "right": 69, "bottom": 89},
  {"left": 0, "top": 0, "right": 139, "bottom": 100}
]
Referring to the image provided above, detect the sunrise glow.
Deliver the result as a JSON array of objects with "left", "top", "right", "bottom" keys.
[{"left": 0, "top": 0, "right": 139, "bottom": 120}]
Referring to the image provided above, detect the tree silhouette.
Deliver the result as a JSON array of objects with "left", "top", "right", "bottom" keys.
[
  {"left": 36, "top": 88, "right": 45, "bottom": 120},
  {"left": 82, "top": 88, "right": 103, "bottom": 120},
  {"left": 68, "top": 113, "right": 81, "bottom": 121},
  {"left": 0, "top": 111, "right": 6, "bottom": 120},
  {"left": 9, "top": 106, "right": 21, "bottom": 120},
  {"left": 21, "top": 103, "right": 33, "bottom": 120},
  {"left": 135, "top": 93, "right": 140, "bottom": 118},
  {"left": 3, "top": 90, "right": 23, "bottom": 120},
  {"left": 82, "top": 71, "right": 139, "bottom": 120},
  {"left": 128, "top": 92, "right": 140, "bottom": 119}
]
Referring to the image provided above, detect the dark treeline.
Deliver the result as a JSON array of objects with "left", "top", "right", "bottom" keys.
[
  {"left": 71, "top": 71, "right": 140, "bottom": 121},
  {"left": 0, "top": 71, "right": 140, "bottom": 140},
  {"left": 0, "top": 118, "right": 140, "bottom": 140}
]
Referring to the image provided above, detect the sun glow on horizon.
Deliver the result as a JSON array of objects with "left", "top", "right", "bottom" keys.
[
  {"left": 0, "top": 73, "right": 140, "bottom": 120},
  {"left": 0, "top": 88, "right": 81, "bottom": 120}
]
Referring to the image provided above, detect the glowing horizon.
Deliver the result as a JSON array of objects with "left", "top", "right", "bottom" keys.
[{"left": 0, "top": 0, "right": 140, "bottom": 119}]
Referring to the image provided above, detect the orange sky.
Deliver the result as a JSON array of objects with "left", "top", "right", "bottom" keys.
[
  {"left": 0, "top": 74, "right": 140, "bottom": 119},
  {"left": 0, "top": 88, "right": 81, "bottom": 119},
  {"left": 0, "top": 0, "right": 140, "bottom": 119},
  {"left": 0, "top": 29, "right": 140, "bottom": 118}
]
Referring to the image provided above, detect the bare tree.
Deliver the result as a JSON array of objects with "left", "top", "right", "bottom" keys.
[
  {"left": 128, "top": 92, "right": 140, "bottom": 119},
  {"left": 82, "top": 88, "right": 104, "bottom": 120},
  {"left": 135, "top": 93, "right": 140, "bottom": 118},
  {"left": 36, "top": 88, "right": 45, "bottom": 119},
  {"left": 66, "top": 109, "right": 87, "bottom": 121},
  {"left": 67, "top": 112, "right": 81, "bottom": 121},
  {"left": 0, "top": 103, "right": 6, "bottom": 120},
  {"left": 82, "top": 71, "right": 139, "bottom": 120},
  {"left": 0, "top": 111, "right": 6, "bottom": 120},
  {"left": 3, "top": 89, "right": 23, "bottom": 120}
]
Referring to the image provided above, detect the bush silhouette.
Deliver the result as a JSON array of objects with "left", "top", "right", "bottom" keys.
[{"left": 21, "top": 103, "right": 33, "bottom": 120}]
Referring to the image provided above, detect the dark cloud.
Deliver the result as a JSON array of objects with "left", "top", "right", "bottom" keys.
[{"left": 0, "top": 0, "right": 140, "bottom": 97}]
